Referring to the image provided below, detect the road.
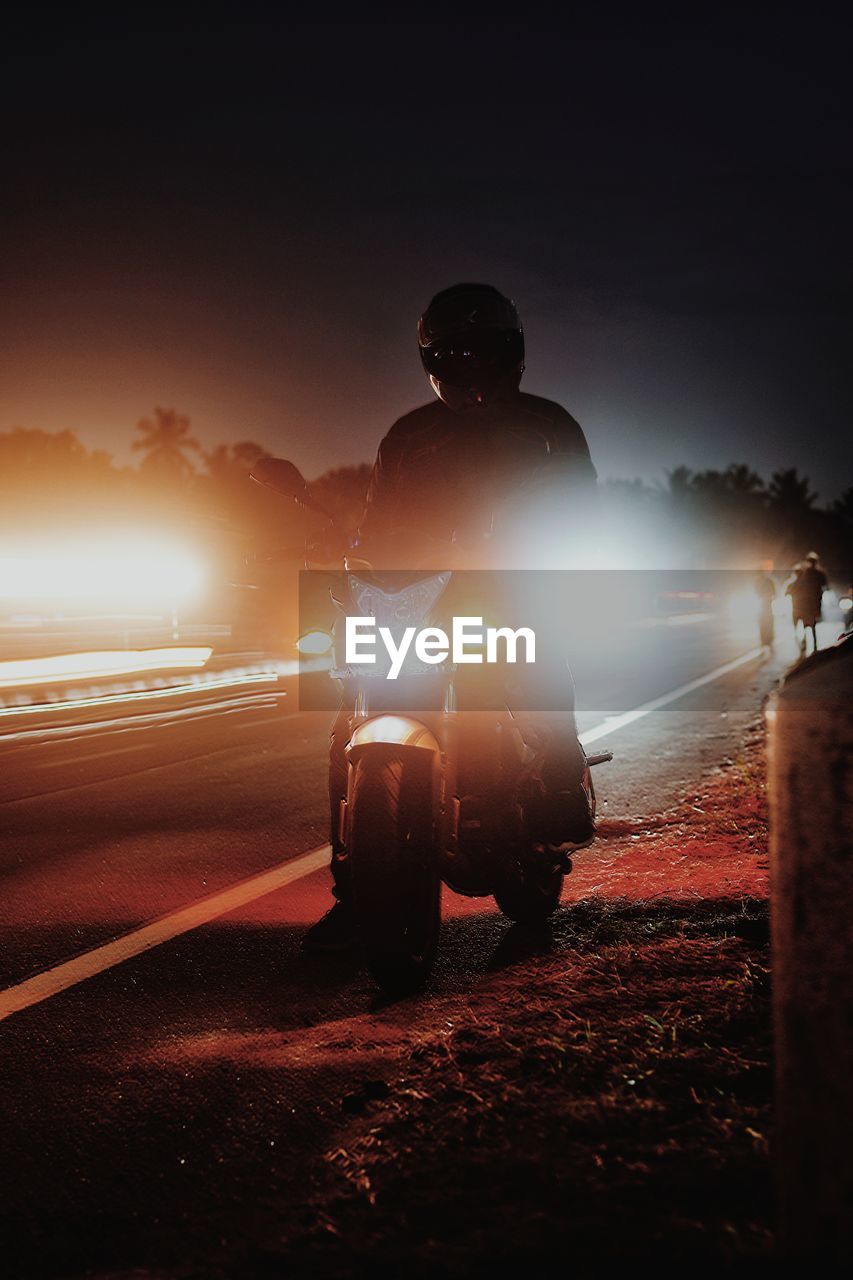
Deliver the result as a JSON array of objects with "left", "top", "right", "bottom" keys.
[{"left": 0, "top": 614, "right": 829, "bottom": 1276}]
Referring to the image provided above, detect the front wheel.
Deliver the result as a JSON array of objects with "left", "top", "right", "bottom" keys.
[{"left": 348, "top": 753, "right": 441, "bottom": 995}]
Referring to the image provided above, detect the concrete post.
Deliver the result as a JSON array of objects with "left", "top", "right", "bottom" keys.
[{"left": 767, "top": 637, "right": 853, "bottom": 1258}]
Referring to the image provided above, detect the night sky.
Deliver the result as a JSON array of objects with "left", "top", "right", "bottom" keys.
[{"left": 2, "top": 6, "right": 851, "bottom": 496}]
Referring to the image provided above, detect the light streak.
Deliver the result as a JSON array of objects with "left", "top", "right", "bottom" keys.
[
  {"left": 0, "top": 647, "right": 213, "bottom": 689},
  {"left": 0, "top": 670, "right": 278, "bottom": 719}
]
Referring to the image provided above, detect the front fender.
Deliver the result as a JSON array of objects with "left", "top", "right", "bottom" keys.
[
  {"left": 342, "top": 716, "right": 444, "bottom": 852},
  {"left": 346, "top": 714, "right": 440, "bottom": 762}
]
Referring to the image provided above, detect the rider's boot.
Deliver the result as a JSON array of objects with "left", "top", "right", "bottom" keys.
[
  {"left": 303, "top": 721, "right": 360, "bottom": 953},
  {"left": 528, "top": 733, "right": 595, "bottom": 851},
  {"left": 302, "top": 898, "right": 358, "bottom": 952},
  {"left": 302, "top": 848, "right": 358, "bottom": 952},
  {"left": 527, "top": 776, "right": 595, "bottom": 852}
]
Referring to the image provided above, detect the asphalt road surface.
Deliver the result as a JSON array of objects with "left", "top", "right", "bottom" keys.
[{"left": 0, "top": 614, "right": 829, "bottom": 1276}]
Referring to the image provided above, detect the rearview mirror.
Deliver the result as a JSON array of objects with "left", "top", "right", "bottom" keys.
[
  {"left": 250, "top": 457, "right": 309, "bottom": 501},
  {"left": 251, "top": 456, "right": 337, "bottom": 526}
]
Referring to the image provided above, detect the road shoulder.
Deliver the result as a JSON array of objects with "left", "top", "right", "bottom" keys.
[{"left": 204, "top": 721, "right": 773, "bottom": 1276}]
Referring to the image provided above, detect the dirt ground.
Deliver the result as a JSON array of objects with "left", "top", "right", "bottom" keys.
[{"left": 197, "top": 721, "right": 774, "bottom": 1278}]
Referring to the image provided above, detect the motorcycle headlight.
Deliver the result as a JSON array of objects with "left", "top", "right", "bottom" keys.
[
  {"left": 296, "top": 629, "right": 334, "bottom": 655},
  {"left": 347, "top": 572, "right": 452, "bottom": 628}
]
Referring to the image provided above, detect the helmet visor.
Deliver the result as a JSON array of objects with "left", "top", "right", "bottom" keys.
[{"left": 420, "top": 329, "right": 523, "bottom": 389}]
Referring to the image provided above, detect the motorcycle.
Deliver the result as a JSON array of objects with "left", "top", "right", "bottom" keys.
[{"left": 252, "top": 457, "right": 611, "bottom": 995}]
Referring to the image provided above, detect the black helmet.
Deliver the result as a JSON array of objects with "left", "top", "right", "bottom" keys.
[{"left": 417, "top": 283, "right": 524, "bottom": 412}]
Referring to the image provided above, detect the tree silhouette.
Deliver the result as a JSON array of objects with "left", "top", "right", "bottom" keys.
[
  {"left": 0, "top": 427, "right": 112, "bottom": 479},
  {"left": 201, "top": 440, "right": 273, "bottom": 534},
  {"left": 723, "top": 463, "right": 765, "bottom": 497},
  {"left": 2, "top": 414, "right": 848, "bottom": 578},
  {"left": 830, "top": 487, "right": 853, "bottom": 524},
  {"left": 662, "top": 464, "right": 765, "bottom": 504},
  {"left": 205, "top": 440, "right": 269, "bottom": 484},
  {"left": 310, "top": 463, "right": 372, "bottom": 532},
  {"left": 132, "top": 408, "right": 200, "bottom": 479},
  {"left": 690, "top": 469, "right": 729, "bottom": 500},
  {"left": 663, "top": 465, "right": 693, "bottom": 498},
  {"left": 768, "top": 468, "right": 817, "bottom": 515},
  {"left": 0, "top": 428, "right": 124, "bottom": 517}
]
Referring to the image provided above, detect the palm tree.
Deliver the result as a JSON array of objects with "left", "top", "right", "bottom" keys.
[{"left": 133, "top": 407, "right": 200, "bottom": 479}]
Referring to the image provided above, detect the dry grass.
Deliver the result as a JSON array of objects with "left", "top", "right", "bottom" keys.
[{"left": 238, "top": 726, "right": 774, "bottom": 1277}]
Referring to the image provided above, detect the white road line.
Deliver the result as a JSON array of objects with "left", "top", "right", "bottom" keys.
[
  {"left": 0, "top": 644, "right": 765, "bottom": 1023},
  {"left": 0, "top": 844, "right": 331, "bottom": 1023},
  {"left": 579, "top": 646, "right": 764, "bottom": 746}
]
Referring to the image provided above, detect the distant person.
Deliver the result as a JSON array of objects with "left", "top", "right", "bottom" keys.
[
  {"left": 786, "top": 552, "right": 827, "bottom": 655},
  {"left": 753, "top": 568, "right": 776, "bottom": 649},
  {"left": 785, "top": 563, "right": 804, "bottom": 631}
]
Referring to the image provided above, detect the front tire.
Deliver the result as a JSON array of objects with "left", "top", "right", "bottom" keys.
[{"left": 348, "top": 753, "right": 440, "bottom": 995}]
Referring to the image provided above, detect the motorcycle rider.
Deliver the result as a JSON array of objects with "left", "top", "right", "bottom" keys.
[{"left": 304, "top": 282, "right": 599, "bottom": 951}]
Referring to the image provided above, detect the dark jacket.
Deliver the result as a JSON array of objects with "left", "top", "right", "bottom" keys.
[
  {"left": 791, "top": 565, "right": 828, "bottom": 618},
  {"left": 357, "top": 393, "right": 597, "bottom": 552}
]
